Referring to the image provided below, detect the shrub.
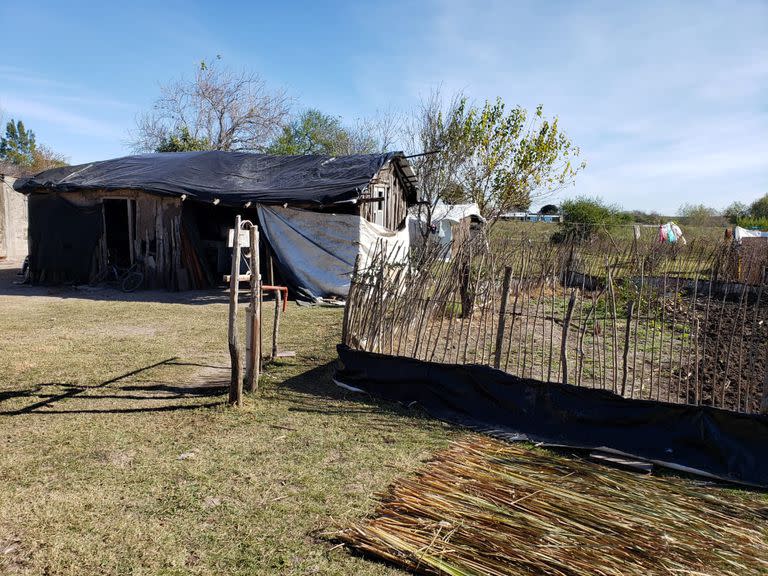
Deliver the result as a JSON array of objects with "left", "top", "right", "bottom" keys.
[{"left": 553, "top": 196, "right": 626, "bottom": 243}]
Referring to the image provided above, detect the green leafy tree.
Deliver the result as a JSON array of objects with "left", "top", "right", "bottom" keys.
[
  {"left": 723, "top": 201, "right": 749, "bottom": 224},
  {"left": 455, "top": 99, "right": 584, "bottom": 221},
  {"left": 555, "top": 196, "right": 626, "bottom": 242},
  {"left": 0, "top": 119, "right": 37, "bottom": 167},
  {"left": 267, "top": 109, "right": 381, "bottom": 156},
  {"left": 155, "top": 126, "right": 210, "bottom": 152},
  {"left": 749, "top": 194, "right": 768, "bottom": 220},
  {"left": 268, "top": 109, "right": 353, "bottom": 155}
]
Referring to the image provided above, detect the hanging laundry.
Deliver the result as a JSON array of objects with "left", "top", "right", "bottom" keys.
[
  {"left": 658, "top": 221, "right": 686, "bottom": 245},
  {"left": 670, "top": 222, "right": 686, "bottom": 245}
]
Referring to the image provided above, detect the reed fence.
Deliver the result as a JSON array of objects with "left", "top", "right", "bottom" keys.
[{"left": 343, "top": 233, "right": 768, "bottom": 414}]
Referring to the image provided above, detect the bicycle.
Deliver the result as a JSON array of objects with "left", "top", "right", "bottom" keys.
[{"left": 90, "top": 260, "right": 144, "bottom": 292}]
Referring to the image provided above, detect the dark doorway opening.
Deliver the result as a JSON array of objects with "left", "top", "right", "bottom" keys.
[{"left": 104, "top": 199, "right": 134, "bottom": 268}]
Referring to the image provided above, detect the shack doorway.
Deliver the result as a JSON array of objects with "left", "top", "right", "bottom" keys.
[{"left": 103, "top": 199, "right": 135, "bottom": 267}]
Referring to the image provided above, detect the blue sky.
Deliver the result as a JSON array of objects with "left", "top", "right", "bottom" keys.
[{"left": 1, "top": 0, "right": 766, "bottom": 213}]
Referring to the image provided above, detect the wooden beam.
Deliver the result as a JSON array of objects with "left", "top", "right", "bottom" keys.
[{"left": 223, "top": 274, "right": 251, "bottom": 282}]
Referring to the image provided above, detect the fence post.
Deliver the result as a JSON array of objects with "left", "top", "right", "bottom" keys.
[
  {"left": 494, "top": 266, "right": 513, "bottom": 369},
  {"left": 621, "top": 300, "right": 634, "bottom": 397},
  {"left": 272, "top": 288, "right": 282, "bottom": 359},
  {"left": 245, "top": 224, "right": 261, "bottom": 393},
  {"left": 228, "top": 215, "right": 242, "bottom": 406},
  {"left": 561, "top": 290, "right": 577, "bottom": 385},
  {"left": 342, "top": 254, "right": 361, "bottom": 347}
]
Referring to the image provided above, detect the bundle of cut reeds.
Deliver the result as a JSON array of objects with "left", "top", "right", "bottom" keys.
[{"left": 334, "top": 436, "right": 768, "bottom": 575}]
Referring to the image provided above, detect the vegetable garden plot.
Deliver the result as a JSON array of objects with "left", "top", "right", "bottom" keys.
[{"left": 343, "top": 234, "right": 768, "bottom": 414}]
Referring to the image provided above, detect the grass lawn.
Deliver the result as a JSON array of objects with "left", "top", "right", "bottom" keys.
[
  {"left": 1, "top": 267, "right": 765, "bottom": 575},
  {"left": 0, "top": 269, "right": 456, "bottom": 575}
]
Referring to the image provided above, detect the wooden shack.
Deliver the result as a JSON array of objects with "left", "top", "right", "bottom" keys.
[{"left": 15, "top": 151, "right": 418, "bottom": 292}]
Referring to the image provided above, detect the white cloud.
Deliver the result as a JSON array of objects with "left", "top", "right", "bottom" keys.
[{"left": 394, "top": 0, "right": 768, "bottom": 212}]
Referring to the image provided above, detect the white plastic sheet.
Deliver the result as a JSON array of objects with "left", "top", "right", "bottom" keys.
[
  {"left": 734, "top": 226, "right": 768, "bottom": 242},
  {"left": 257, "top": 205, "right": 409, "bottom": 300}
]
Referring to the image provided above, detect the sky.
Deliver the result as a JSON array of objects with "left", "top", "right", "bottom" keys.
[{"left": 0, "top": 0, "right": 766, "bottom": 213}]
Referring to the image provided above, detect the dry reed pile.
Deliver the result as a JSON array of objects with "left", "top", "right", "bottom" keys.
[{"left": 335, "top": 436, "right": 768, "bottom": 575}]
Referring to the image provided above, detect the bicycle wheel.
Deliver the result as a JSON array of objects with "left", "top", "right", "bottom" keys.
[{"left": 121, "top": 272, "right": 144, "bottom": 292}]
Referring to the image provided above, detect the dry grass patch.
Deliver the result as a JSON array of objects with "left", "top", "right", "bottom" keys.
[{"left": 0, "top": 284, "right": 455, "bottom": 575}]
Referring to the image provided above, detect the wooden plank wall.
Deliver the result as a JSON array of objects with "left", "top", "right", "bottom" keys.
[
  {"left": 58, "top": 189, "right": 183, "bottom": 289},
  {"left": 359, "top": 162, "right": 409, "bottom": 230}
]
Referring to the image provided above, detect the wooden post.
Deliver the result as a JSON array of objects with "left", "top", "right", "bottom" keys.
[
  {"left": 272, "top": 287, "right": 282, "bottom": 359},
  {"left": 341, "top": 254, "right": 361, "bottom": 347},
  {"left": 561, "top": 290, "right": 576, "bottom": 385},
  {"left": 245, "top": 225, "right": 261, "bottom": 393},
  {"left": 228, "top": 215, "right": 242, "bottom": 406},
  {"left": 620, "top": 300, "right": 634, "bottom": 397},
  {"left": 494, "top": 266, "right": 513, "bottom": 369}
]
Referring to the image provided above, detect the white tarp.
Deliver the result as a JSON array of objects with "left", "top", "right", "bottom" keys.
[
  {"left": 734, "top": 226, "right": 768, "bottom": 242},
  {"left": 257, "top": 205, "right": 409, "bottom": 300},
  {"left": 430, "top": 201, "right": 484, "bottom": 224},
  {"left": 408, "top": 202, "right": 485, "bottom": 258}
]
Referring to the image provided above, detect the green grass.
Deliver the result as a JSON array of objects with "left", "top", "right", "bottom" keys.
[
  {"left": 491, "top": 220, "right": 728, "bottom": 244},
  {"left": 0, "top": 285, "right": 456, "bottom": 575}
]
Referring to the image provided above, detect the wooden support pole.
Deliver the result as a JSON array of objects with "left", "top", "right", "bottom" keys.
[
  {"left": 272, "top": 287, "right": 282, "bottom": 359},
  {"left": 493, "top": 266, "right": 513, "bottom": 369},
  {"left": 228, "top": 215, "right": 243, "bottom": 406},
  {"left": 621, "top": 300, "right": 634, "bottom": 397},
  {"left": 245, "top": 225, "right": 261, "bottom": 393},
  {"left": 341, "top": 254, "right": 361, "bottom": 347},
  {"left": 561, "top": 290, "right": 576, "bottom": 386}
]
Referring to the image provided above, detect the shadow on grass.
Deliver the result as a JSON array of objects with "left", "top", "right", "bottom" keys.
[
  {"left": 276, "top": 360, "right": 439, "bottom": 425},
  {"left": 0, "top": 357, "right": 226, "bottom": 415}
]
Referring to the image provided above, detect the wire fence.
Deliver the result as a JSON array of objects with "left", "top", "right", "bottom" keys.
[{"left": 343, "top": 232, "right": 768, "bottom": 414}]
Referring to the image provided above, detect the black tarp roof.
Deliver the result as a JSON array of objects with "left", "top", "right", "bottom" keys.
[{"left": 14, "top": 150, "right": 418, "bottom": 207}]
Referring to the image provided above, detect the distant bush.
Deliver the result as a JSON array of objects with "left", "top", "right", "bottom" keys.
[
  {"left": 677, "top": 203, "right": 724, "bottom": 227},
  {"left": 553, "top": 196, "right": 628, "bottom": 243},
  {"left": 624, "top": 210, "right": 665, "bottom": 225},
  {"left": 734, "top": 216, "right": 768, "bottom": 230}
]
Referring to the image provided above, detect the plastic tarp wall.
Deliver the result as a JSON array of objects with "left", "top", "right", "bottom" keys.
[
  {"left": 28, "top": 194, "right": 103, "bottom": 284},
  {"left": 336, "top": 345, "right": 768, "bottom": 488},
  {"left": 257, "top": 205, "right": 409, "bottom": 301}
]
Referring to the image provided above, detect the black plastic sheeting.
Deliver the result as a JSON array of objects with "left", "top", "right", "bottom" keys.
[
  {"left": 15, "top": 151, "right": 407, "bottom": 207},
  {"left": 28, "top": 194, "right": 103, "bottom": 284},
  {"left": 336, "top": 345, "right": 768, "bottom": 488}
]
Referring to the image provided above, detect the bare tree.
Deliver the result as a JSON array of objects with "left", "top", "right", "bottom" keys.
[
  {"left": 130, "top": 58, "right": 290, "bottom": 153},
  {"left": 404, "top": 89, "right": 469, "bottom": 244}
]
